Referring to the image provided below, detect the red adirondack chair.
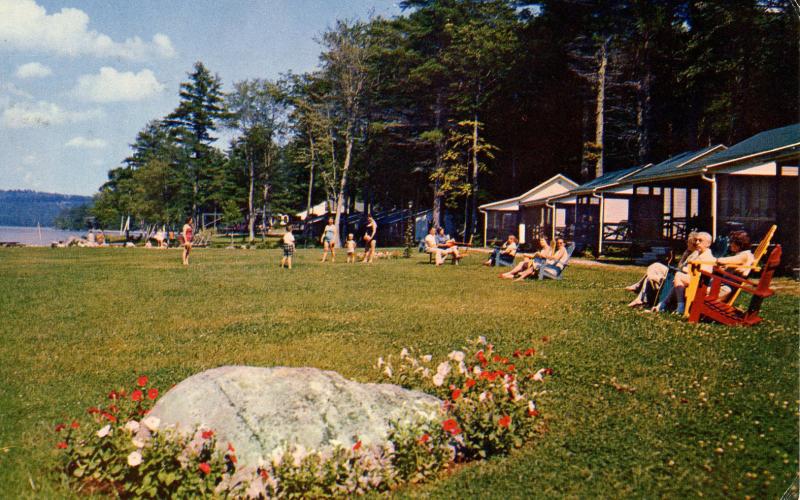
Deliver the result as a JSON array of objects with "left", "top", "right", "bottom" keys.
[{"left": 687, "top": 245, "right": 781, "bottom": 326}]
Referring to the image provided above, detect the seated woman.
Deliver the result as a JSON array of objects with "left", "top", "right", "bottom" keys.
[
  {"left": 484, "top": 235, "right": 518, "bottom": 267},
  {"left": 626, "top": 231, "right": 698, "bottom": 308},
  {"left": 424, "top": 227, "right": 459, "bottom": 265},
  {"left": 655, "top": 231, "right": 714, "bottom": 314},
  {"left": 514, "top": 237, "right": 569, "bottom": 281},
  {"left": 500, "top": 237, "right": 550, "bottom": 279},
  {"left": 714, "top": 230, "right": 753, "bottom": 300}
]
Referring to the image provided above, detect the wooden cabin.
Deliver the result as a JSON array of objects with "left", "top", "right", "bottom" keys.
[{"left": 478, "top": 174, "right": 577, "bottom": 247}]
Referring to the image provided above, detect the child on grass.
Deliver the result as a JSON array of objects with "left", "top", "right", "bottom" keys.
[
  {"left": 281, "top": 225, "right": 295, "bottom": 269},
  {"left": 346, "top": 233, "right": 357, "bottom": 263}
]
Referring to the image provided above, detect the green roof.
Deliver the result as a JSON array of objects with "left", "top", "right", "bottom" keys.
[
  {"left": 625, "top": 144, "right": 724, "bottom": 183},
  {"left": 569, "top": 165, "right": 644, "bottom": 195}
]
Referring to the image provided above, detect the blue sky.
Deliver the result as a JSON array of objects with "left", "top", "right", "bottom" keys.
[{"left": 0, "top": 0, "right": 402, "bottom": 195}]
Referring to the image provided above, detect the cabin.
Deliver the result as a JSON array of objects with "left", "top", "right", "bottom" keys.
[
  {"left": 599, "top": 123, "right": 800, "bottom": 269},
  {"left": 478, "top": 174, "right": 577, "bottom": 247}
]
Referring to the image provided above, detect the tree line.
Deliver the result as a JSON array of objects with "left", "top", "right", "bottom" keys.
[{"left": 91, "top": 0, "right": 799, "bottom": 245}]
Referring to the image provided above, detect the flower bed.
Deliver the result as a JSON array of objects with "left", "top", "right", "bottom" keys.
[{"left": 55, "top": 338, "right": 553, "bottom": 498}]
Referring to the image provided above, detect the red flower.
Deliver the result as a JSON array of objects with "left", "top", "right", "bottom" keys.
[
  {"left": 229, "top": 454, "right": 238, "bottom": 464},
  {"left": 55, "top": 423, "right": 66, "bottom": 432},
  {"left": 56, "top": 441, "right": 68, "bottom": 449},
  {"left": 102, "top": 412, "right": 117, "bottom": 423},
  {"left": 201, "top": 430, "right": 214, "bottom": 440},
  {"left": 260, "top": 469, "right": 269, "bottom": 480},
  {"left": 137, "top": 375, "right": 148, "bottom": 387},
  {"left": 87, "top": 407, "right": 100, "bottom": 415},
  {"left": 108, "top": 390, "right": 119, "bottom": 400},
  {"left": 131, "top": 390, "right": 143, "bottom": 402},
  {"left": 507, "top": 364, "right": 515, "bottom": 372},
  {"left": 498, "top": 415, "right": 511, "bottom": 428},
  {"left": 199, "top": 462, "right": 211, "bottom": 475},
  {"left": 418, "top": 434, "right": 431, "bottom": 445},
  {"left": 108, "top": 405, "right": 118, "bottom": 414},
  {"left": 353, "top": 440, "right": 362, "bottom": 451},
  {"left": 442, "top": 419, "right": 461, "bottom": 435},
  {"left": 227, "top": 443, "right": 235, "bottom": 453},
  {"left": 492, "top": 355, "right": 502, "bottom": 363},
  {"left": 451, "top": 389, "right": 462, "bottom": 400},
  {"left": 147, "top": 388, "right": 158, "bottom": 400},
  {"left": 476, "top": 350, "right": 487, "bottom": 363},
  {"left": 528, "top": 409, "right": 540, "bottom": 417},
  {"left": 513, "top": 350, "right": 522, "bottom": 358},
  {"left": 465, "top": 378, "right": 476, "bottom": 389},
  {"left": 70, "top": 421, "right": 79, "bottom": 429},
  {"left": 524, "top": 348, "right": 535, "bottom": 357}
]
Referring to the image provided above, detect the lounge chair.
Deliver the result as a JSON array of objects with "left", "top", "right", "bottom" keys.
[{"left": 538, "top": 243, "right": 576, "bottom": 280}]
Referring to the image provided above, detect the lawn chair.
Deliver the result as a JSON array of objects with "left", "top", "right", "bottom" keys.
[
  {"left": 683, "top": 226, "right": 776, "bottom": 317},
  {"left": 687, "top": 245, "right": 781, "bottom": 326},
  {"left": 538, "top": 243, "right": 576, "bottom": 280}
]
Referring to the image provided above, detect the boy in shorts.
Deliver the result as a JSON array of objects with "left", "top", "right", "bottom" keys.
[{"left": 281, "top": 225, "right": 295, "bottom": 269}]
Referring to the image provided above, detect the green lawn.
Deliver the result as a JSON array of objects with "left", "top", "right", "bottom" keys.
[{"left": 0, "top": 247, "right": 797, "bottom": 498}]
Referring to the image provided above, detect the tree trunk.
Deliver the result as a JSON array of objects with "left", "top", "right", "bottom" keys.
[
  {"left": 262, "top": 147, "right": 272, "bottom": 236},
  {"left": 594, "top": 38, "right": 609, "bottom": 179},
  {"left": 637, "top": 36, "right": 654, "bottom": 164},
  {"left": 469, "top": 110, "right": 480, "bottom": 240},
  {"left": 333, "top": 130, "right": 353, "bottom": 248},
  {"left": 306, "top": 135, "right": 315, "bottom": 216},
  {"left": 431, "top": 91, "right": 445, "bottom": 228},
  {"left": 246, "top": 147, "right": 255, "bottom": 243}
]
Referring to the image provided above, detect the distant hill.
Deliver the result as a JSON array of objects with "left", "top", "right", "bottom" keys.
[{"left": 0, "top": 190, "right": 93, "bottom": 227}]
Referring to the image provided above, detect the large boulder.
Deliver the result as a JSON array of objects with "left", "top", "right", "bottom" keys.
[{"left": 149, "top": 366, "right": 441, "bottom": 466}]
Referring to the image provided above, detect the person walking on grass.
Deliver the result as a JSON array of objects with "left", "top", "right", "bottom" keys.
[
  {"left": 182, "top": 217, "right": 194, "bottom": 266},
  {"left": 281, "top": 225, "right": 295, "bottom": 269},
  {"left": 346, "top": 233, "right": 357, "bottom": 263},
  {"left": 320, "top": 217, "right": 337, "bottom": 263},
  {"left": 362, "top": 215, "right": 378, "bottom": 264}
]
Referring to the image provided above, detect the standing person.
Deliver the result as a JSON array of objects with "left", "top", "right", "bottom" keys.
[
  {"left": 182, "top": 217, "right": 194, "bottom": 266},
  {"left": 281, "top": 225, "right": 295, "bottom": 269},
  {"left": 346, "top": 233, "right": 357, "bottom": 263},
  {"left": 362, "top": 215, "right": 378, "bottom": 264},
  {"left": 320, "top": 217, "right": 337, "bottom": 263}
]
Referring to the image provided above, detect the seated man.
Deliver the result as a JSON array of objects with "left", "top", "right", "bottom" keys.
[
  {"left": 626, "top": 231, "right": 698, "bottom": 308},
  {"left": 484, "top": 235, "right": 518, "bottom": 267},
  {"left": 656, "top": 231, "right": 714, "bottom": 314},
  {"left": 424, "top": 227, "right": 459, "bottom": 266},
  {"left": 500, "top": 237, "right": 550, "bottom": 279},
  {"left": 514, "top": 237, "right": 569, "bottom": 281}
]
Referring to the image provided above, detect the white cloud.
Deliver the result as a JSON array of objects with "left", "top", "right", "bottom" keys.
[
  {"left": 15, "top": 62, "right": 52, "bottom": 78},
  {"left": 0, "top": 0, "right": 176, "bottom": 60},
  {"left": 2, "top": 100, "right": 102, "bottom": 128},
  {"left": 65, "top": 136, "right": 108, "bottom": 149},
  {"left": 74, "top": 67, "right": 165, "bottom": 103}
]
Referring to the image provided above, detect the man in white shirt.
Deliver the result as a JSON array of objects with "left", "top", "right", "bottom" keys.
[{"left": 424, "top": 227, "right": 458, "bottom": 266}]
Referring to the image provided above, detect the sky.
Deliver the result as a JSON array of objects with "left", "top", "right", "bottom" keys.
[{"left": 0, "top": 0, "right": 403, "bottom": 196}]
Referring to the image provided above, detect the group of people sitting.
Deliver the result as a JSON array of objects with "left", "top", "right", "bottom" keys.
[
  {"left": 626, "top": 229, "right": 754, "bottom": 314},
  {"left": 496, "top": 236, "right": 571, "bottom": 280},
  {"left": 423, "top": 227, "right": 461, "bottom": 265}
]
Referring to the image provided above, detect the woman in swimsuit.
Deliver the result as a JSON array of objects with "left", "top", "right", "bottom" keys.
[
  {"left": 182, "top": 216, "right": 193, "bottom": 266},
  {"left": 320, "top": 217, "right": 337, "bottom": 263},
  {"left": 363, "top": 216, "right": 377, "bottom": 264}
]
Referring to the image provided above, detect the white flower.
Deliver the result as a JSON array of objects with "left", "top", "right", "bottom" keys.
[
  {"left": 479, "top": 392, "right": 488, "bottom": 402},
  {"left": 473, "top": 365, "right": 482, "bottom": 376},
  {"left": 383, "top": 365, "right": 393, "bottom": 378},
  {"left": 124, "top": 420, "right": 140, "bottom": 433},
  {"left": 96, "top": 424, "right": 111, "bottom": 438},
  {"left": 400, "top": 348, "right": 409, "bottom": 358},
  {"left": 533, "top": 368, "right": 546, "bottom": 382},
  {"left": 432, "top": 374, "right": 445, "bottom": 387},
  {"left": 421, "top": 368, "right": 430, "bottom": 378},
  {"left": 377, "top": 357, "right": 384, "bottom": 368},
  {"left": 477, "top": 336, "right": 487, "bottom": 345},
  {"left": 448, "top": 350, "right": 465, "bottom": 362},
  {"left": 142, "top": 416, "right": 160, "bottom": 432},
  {"left": 132, "top": 437, "right": 146, "bottom": 448},
  {"left": 127, "top": 450, "right": 143, "bottom": 467},
  {"left": 436, "top": 361, "right": 451, "bottom": 377},
  {"left": 528, "top": 400, "right": 537, "bottom": 412},
  {"left": 421, "top": 355, "right": 432, "bottom": 363},
  {"left": 458, "top": 361, "right": 467, "bottom": 375}
]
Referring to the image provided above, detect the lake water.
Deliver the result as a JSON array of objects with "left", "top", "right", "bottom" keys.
[{"left": 0, "top": 226, "right": 88, "bottom": 246}]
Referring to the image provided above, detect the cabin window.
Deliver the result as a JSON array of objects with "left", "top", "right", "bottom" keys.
[
  {"left": 672, "top": 188, "right": 687, "bottom": 218},
  {"left": 653, "top": 187, "right": 661, "bottom": 196},
  {"left": 636, "top": 187, "right": 649, "bottom": 195},
  {"left": 690, "top": 189, "right": 699, "bottom": 217},
  {"left": 721, "top": 176, "right": 776, "bottom": 219},
  {"left": 663, "top": 188, "right": 671, "bottom": 214}
]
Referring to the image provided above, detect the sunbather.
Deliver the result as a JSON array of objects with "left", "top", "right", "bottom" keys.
[
  {"left": 484, "top": 235, "right": 518, "bottom": 267},
  {"left": 626, "top": 231, "right": 698, "bottom": 308}
]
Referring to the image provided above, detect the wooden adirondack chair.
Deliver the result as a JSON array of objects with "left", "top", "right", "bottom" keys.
[
  {"left": 539, "top": 243, "right": 576, "bottom": 280},
  {"left": 683, "top": 225, "right": 777, "bottom": 317},
  {"left": 687, "top": 245, "right": 781, "bottom": 326}
]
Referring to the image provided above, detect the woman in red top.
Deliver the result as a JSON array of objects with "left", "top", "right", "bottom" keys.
[{"left": 182, "top": 217, "right": 194, "bottom": 266}]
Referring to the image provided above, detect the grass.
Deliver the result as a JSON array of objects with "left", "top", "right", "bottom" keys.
[{"left": 0, "top": 247, "right": 797, "bottom": 498}]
